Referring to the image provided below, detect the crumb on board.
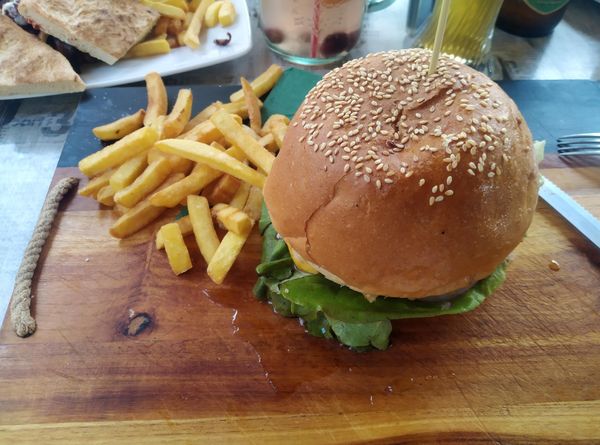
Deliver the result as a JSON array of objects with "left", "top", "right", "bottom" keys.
[{"left": 549, "top": 260, "right": 560, "bottom": 271}]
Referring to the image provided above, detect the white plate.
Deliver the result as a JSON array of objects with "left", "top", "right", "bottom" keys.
[{"left": 2, "top": 0, "right": 251, "bottom": 100}]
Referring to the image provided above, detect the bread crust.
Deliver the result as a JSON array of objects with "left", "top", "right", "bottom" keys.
[
  {"left": 0, "top": 15, "right": 85, "bottom": 96},
  {"left": 264, "top": 49, "right": 538, "bottom": 299},
  {"left": 18, "top": 0, "right": 159, "bottom": 65}
]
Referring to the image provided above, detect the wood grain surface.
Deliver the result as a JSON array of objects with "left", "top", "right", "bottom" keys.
[{"left": 0, "top": 162, "right": 599, "bottom": 444}]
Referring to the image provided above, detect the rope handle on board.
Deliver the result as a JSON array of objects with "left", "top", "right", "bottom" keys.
[{"left": 9, "top": 176, "right": 79, "bottom": 337}]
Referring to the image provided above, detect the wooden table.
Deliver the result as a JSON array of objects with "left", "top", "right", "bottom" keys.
[
  {"left": 1, "top": 1, "right": 599, "bottom": 317},
  {"left": 1, "top": 1, "right": 599, "bottom": 443}
]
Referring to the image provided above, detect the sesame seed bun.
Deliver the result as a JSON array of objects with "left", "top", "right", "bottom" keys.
[{"left": 263, "top": 49, "right": 539, "bottom": 299}]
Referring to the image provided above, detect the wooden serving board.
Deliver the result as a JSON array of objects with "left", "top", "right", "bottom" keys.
[{"left": 1, "top": 83, "right": 600, "bottom": 444}]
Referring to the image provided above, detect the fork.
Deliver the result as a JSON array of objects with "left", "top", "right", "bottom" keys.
[{"left": 557, "top": 133, "right": 600, "bottom": 156}]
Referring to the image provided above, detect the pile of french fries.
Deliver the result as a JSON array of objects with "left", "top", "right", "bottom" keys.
[
  {"left": 78, "top": 65, "right": 286, "bottom": 284},
  {"left": 128, "top": 0, "right": 237, "bottom": 58}
]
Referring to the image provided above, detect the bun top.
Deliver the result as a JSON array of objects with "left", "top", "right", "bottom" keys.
[{"left": 263, "top": 49, "right": 539, "bottom": 299}]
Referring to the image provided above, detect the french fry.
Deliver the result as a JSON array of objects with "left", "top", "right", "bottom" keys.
[
  {"left": 79, "top": 126, "right": 158, "bottom": 177},
  {"left": 212, "top": 203, "right": 253, "bottom": 236},
  {"left": 114, "top": 203, "right": 130, "bottom": 215},
  {"left": 229, "top": 181, "right": 251, "bottom": 209},
  {"left": 186, "top": 100, "right": 264, "bottom": 130},
  {"left": 149, "top": 146, "right": 192, "bottom": 175},
  {"left": 167, "top": 155, "right": 194, "bottom": 174},
  {"left": 150, "top": 166, "right": 219, "bottom": 208},
  {"left": 78, "top": 169, "right": 114, "bottom": 198},
  {"left": 114, "top": 157, "right": 172, "bottom": 208},
  {"left": 258, "top": 133, "right": 278, "bottom": 153},
  {"left": 210, "top": 140, "right": 227, "bottom": 151},
  {"left": 207, "top": 225, "right": 253, "bottom": 285},
  {"left": 92, "top": 109, "right": 145, "bottom": 141},
  {"left": 163, "top": 89, "right": 193, "bottom": 138},
  {"left": 212, "top": 139, "right": 229, "bottom": 150},
  {"left": 218, "top": 0, "right": 236, "bottom": 26},
  {"left": 158, "top": 0, "right": 189, "bottom": 10},
  {"left": 156, "top": 139, "right": 266, "bottom": 188},
  {"left": 242, "top": 124, "right": 261, "bottom": 140},
  {"left": 152, "top": 115, "right": 167, "bottom": 138},
  {"left": 222, "top": 100, "right": 262, "bottom": 120},
  {"left": 125, "top": 39, "right": 171, "bottom": 59},
  {"left": 142, "top": 0, "right": 186, "bottom": 19},
  {"left": 184, "top": 11, "right": 194, "bottom": 27},
  {"left": 202, "top": 174, "right": 240, "bottom": 205},
  {"left": 147, "top": 146, "right": 167, "bottom": 164},
  {"left": 241, "top": 77, "right": 262, "bottom": 134},
  {"left": 210, "top": 110, "right": 275, "bottom": 174},
  {"left": 187, "top": 195, "right": 220, "bottom": 263},
  {"left": 143, "top": 72, "right": 167, "bottom": 127},
  {"left": 149, "top": 145, "right": 245, "bottom": 207},
  {"left": 153, "top": 16, "right": 170, "bottom": 36},
  {"left": 109, "top": 152, "right": 148, "bottom": 191},
  {"left": 183, "top": 0, "right": 214, "bottom": 49},
  {"left": 184, "top": 101, "right": 223, "bottom": 132},
  {"left": 109, "top": 172, "right": 184, "bottom": 239},
  {"left": 204, "top": 1, "right": 223, "bottom": 27},
  {"left": 263, "top": 114, "right": 290, "bottom": 149},
  {"left": 243, "top": 186, "right": 263, "bottom": 221},
  {"left": 178, "top": 114, "right": 241, "bottom": 142},
  {"left": 97, "top": 185, "right": 116, "bottom": 207},
  {"left": 156, "top": 215, "right": 192, "bottom": 249},
  {"left": 160, "top": 223, "right": 193, "bottom": 275},
  {"left": 148, "top": 149, "right": 193, "bottom": 174},
  {"left": 176, "top": 30, "right": 187, "bottom": 47},
  {"left": 229, "top": 64, "right": 283, "bottom": 102}
]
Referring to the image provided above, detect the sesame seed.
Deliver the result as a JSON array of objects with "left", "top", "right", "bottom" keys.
[
  {"left": 468, "top": 169, "right": 475, "bottom": 176},
  {"left": 419, "top": 179, "right": 425, "bottom": 186},
  {"left": 445, "top": 190, "right": 454, "bottom": 196},
  {"left": 435, "top": 196, "right": 444, "bottom": 202},
  {"left": 432, "top": 185, "right": 438, "bottom": 193},
  {"left": 384, "top": 178, "right": 394, "bottom": 184},
  {"left": 429, "top": 197, "right": 435, "bottom": 206}
]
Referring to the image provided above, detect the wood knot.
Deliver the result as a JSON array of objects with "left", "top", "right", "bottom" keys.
[{"left": 123, "top": 312, "right": 153, "bottom": 337}]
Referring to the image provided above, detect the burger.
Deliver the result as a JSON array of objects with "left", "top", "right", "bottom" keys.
[{"left": 254, "top": 49, "right": 539, "bottom": 350}]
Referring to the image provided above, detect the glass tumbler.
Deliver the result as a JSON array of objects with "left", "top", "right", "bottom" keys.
[
  {"left": 415, "top": 0, "right": 504, "bottom": 67},
  {"left": 259, "top": 0, "right": 368, "bottom": 65}
]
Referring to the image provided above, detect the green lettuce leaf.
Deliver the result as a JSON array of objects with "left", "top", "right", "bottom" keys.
[{"left": 254, "top": 205, "right": 507, "bottom": 350}]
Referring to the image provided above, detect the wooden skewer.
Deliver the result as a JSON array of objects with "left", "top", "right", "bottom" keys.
[{"left": 428, "top": 0, "right": 451, "bottom": 75}]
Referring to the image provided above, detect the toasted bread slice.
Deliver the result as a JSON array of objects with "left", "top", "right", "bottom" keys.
[
  {"left": 18, "top": 0, "right": 160, "bottom": 65},
  {"left": 0, "top": 16, "right": 85, "bottom": 97}
]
